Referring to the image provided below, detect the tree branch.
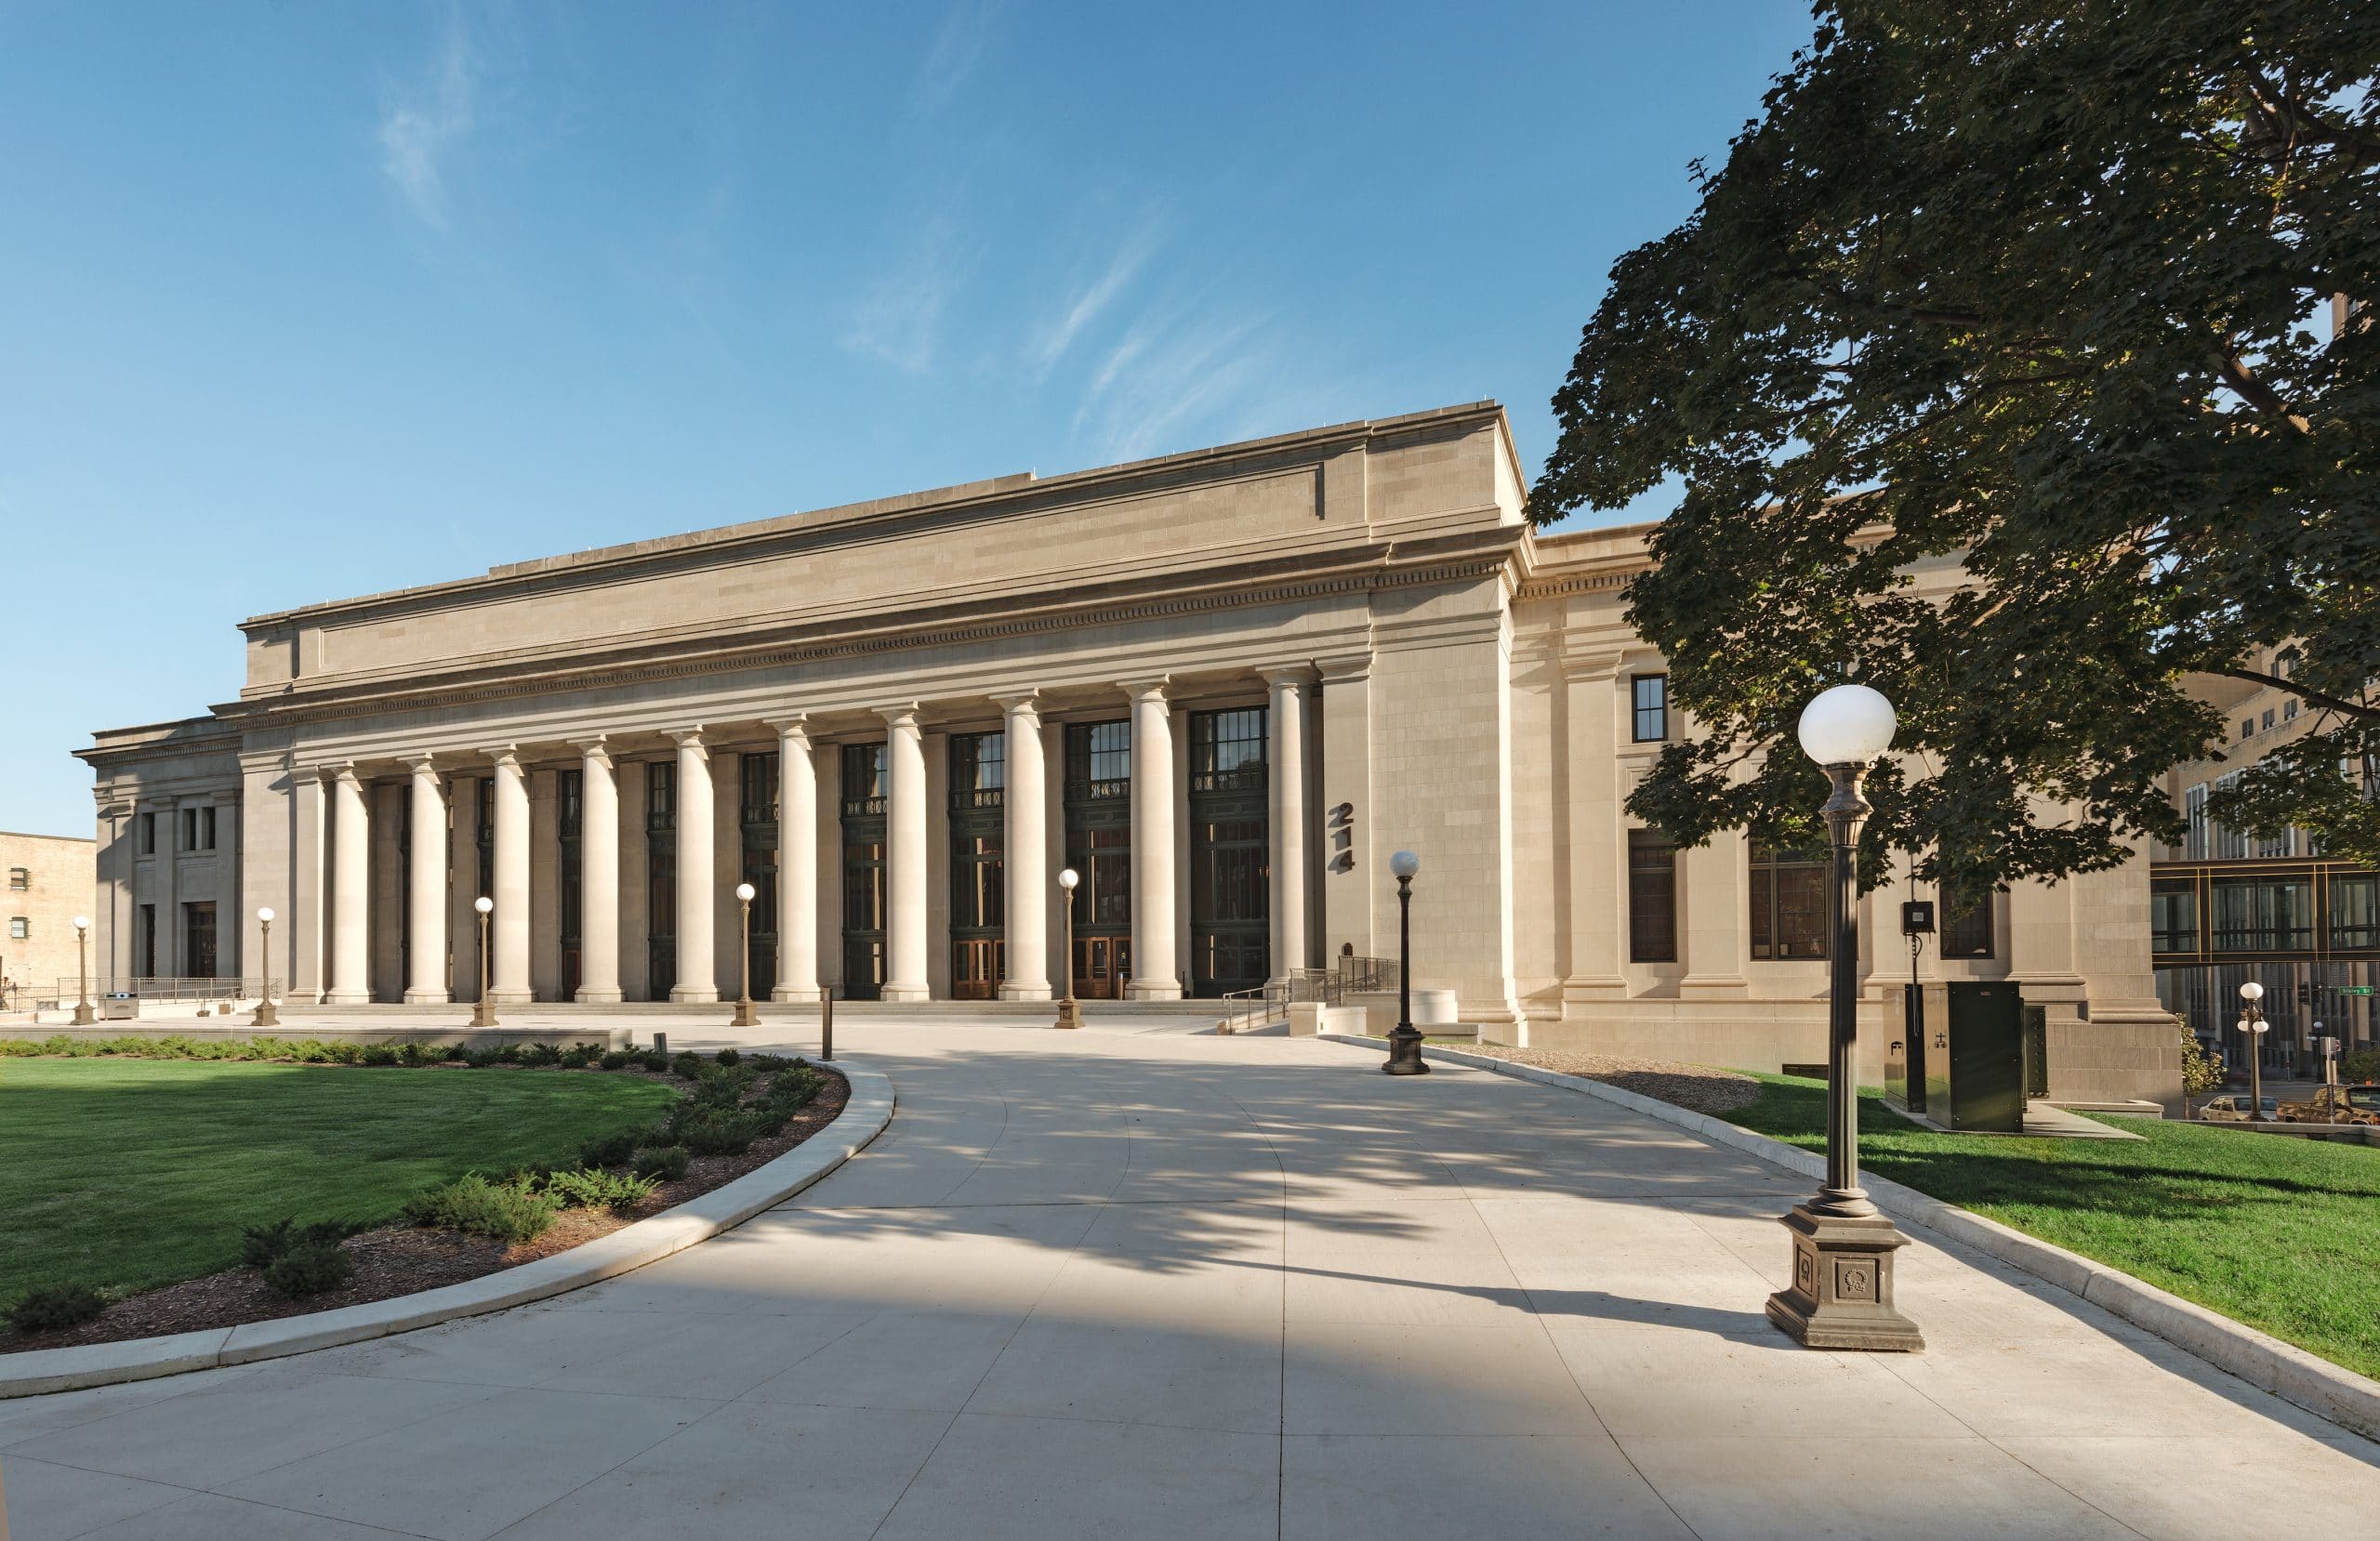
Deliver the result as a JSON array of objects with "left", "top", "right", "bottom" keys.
[
  {"left": 2215, "top": 347, "right": 2311, "bottom": 434},
  {"left": 2208, "top": 667, "right": 2379, "bottom": 722}
]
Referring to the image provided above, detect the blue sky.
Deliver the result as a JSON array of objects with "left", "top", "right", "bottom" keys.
[{"left": 0, "top": 1, "right": 1811, "bottom": 836}]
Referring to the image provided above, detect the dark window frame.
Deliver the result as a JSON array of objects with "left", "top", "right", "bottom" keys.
[
  {"left": 1631, "top": 675, "right": 1669, "bottom": 744},
  {"left": 1627, "top": 829, "right": 1677, "bottom": 962},
  {"left": 1750, "top": 839, "right": 1831, "bottom": 960},
  {"left": 1939, "top": 889, "right": 1995, "bottom": 959}
]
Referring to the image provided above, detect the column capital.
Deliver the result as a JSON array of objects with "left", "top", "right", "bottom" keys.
[
  {"left": 483, "top": 744, "right": 523, "bottom": 773},
  {"left": 1561, "top": 644, "right": 1627, "bottom": 682},
  {"left": 990, "top": 690, "right": 1041, "bottom": 718},
  {"left": 876, "top": 702, "right": 922, "bottom": 732},
  {"left": 1314, "top": 653, "right": 1370, "bottom": 686},
  {"left": 668, "top": 727, "right": 708, "bottom": 761},
  {"left": 325, "top": 761, "right": 362, "bottom": 788},
  {"left": 570, "top": 734, "right": 614, "bottom": 769},
  {"left": 403, "top": 753, "right": 443, "bottom": 777},
  {"left": 1118, "top": 677, "right": 1170, "bottom": 704},
  {"left": 764, "top": 713, "right": 812, "bottom": 745},
  {"left": 1259, "top": 665, "right": 1319, "bottom": 689}
]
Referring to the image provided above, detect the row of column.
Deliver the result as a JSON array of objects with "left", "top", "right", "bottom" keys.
[{"left": 317, "top": 674, "right": 1315, "bottom": 1005}]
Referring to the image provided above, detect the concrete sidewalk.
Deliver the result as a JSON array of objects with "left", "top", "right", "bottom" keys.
[{"left": 5, "top": 1021, "right": 2375, "bottom": 1539}]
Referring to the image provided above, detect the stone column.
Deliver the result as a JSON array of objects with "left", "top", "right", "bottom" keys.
[
  {"left": 1564, "top": 652, "right": 1628, "bottom": 998},
  {"left": 294, "top": 770, "right": 327, "bottom": 1002},
  {"left": 1264, "top": 668, "right": 1314, "bottom": 983},
  {"left": 771, "top": 718, "right": 820, "bottom": 1000},
  {"left": 325, "top": 767, "right": 370, "bottom": 1004},
  {"left": 880, "top": 705, "right": 931, "bottom": 1001},
  {"left": 670, "top": 729, "right": 718, "bottom": 1002},
  {"left": 576, "top": 739, "right": 623, "bottom": 1003},
  {"left": 403, "top": 757, "right": 450, "bottom": 1004},
  {"left": 489, "top": 747, "right": 533, "bottom": 1004},
  {"left": 997, "top": 693, "right": 1051, "bottom": 1000},
  {"left": 1124, "top": 679, "right": 1182, "bottom": 999}
]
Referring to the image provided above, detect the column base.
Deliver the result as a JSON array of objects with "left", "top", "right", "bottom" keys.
[
  {"left": 575, "top": 988, "right": 625, "bottom": 1005},
  {"left": 998, "top": 982, "right": 1053, "bottom": 1002},
  {"left": 879, "top": 983, "right": 931, "bottom": 1003},
  {"left": 323, "top": 990, "right": 371, "bottom": 1006},
  {"left": 1126, "top": 981, "right": 1183, "bottom": 1001},
  {"left": 770, "top": 984, "right": 823, "bottom": 1004},
  {"left": 403, "top": 989, "right": 452, "bottom": 1006},
  {"left": 1765, "top": 1203, "right": 1924, "bottom": 1352},
  {"left": 489, "top": 989, "right": 535, "bottom": 1006},
  {"left": 1677, "top": 975, "right": 1750, "bottom": 999},
  {"left": 669, "top": 986, "right": 720, "bottom": 1004}
]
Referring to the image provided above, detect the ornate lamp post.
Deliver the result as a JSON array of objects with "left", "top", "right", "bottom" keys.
[
  {"left": 253, "top": 907, "right": 278, "bottom": 1028},
  {"left": 1055, "top": 867, "right": 1082, "bottom": 1029},
  {"left": 72, "top": 915, "right": 95, "bottom": 1026},
  {"left": 469, "top": 897, "right": 498, "bottom": 1029},
  {"left": 733, "top": 881, "right": 760, "bottom": 1028},
  {"left": 1765, "top": 683, "right": 1924, "bottom": 1351},
  {"left": 2239, "top": 981, "right": 2269, "bottom": 1120},
  {"left": 1382, "top": 850, "right": 1428, "bottom": 1074}
]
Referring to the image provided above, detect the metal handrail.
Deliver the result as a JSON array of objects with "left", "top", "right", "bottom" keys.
[
  {"left": 1219, "top": 968, "right": 1331, "bottom": 1034},
  {"left": 52, "top": 976, "right": 280, "bottom": 1003}
]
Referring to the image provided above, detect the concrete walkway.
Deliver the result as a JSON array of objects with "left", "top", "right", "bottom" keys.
[{"left": 6, "top": 1020, "right": 2376, "bottom": 1540}]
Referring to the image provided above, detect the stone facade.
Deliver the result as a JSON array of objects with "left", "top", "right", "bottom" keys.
[
  {"left": 0, "top": 829, "right": 98, "bottom": 1007},
  {"left": 78, "top": 402, "right": 2176, "bottom": 1101}
]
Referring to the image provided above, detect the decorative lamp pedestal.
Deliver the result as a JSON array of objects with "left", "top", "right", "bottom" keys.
[
  {"left": 1765, "top": 1204, "right": 1924, "bottom": 1352},
  {"left": 1054, "top": 996, "right": 1082, "bottom": 1031}
]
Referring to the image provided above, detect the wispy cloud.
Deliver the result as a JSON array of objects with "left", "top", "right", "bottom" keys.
[
  {"left": 378, "top": 12, "right": 478, "bottom": 229},
  {"left": 1030, "top": 224, "right": 1158, "bottom": 377},
  {"left": 840, "top": 217, "right": 972, "bottom": 375},
  {"left": 1071, "top": 301, "right": 1295, "bottom": 463},
  {"left": 913, "top": 1, "right": 1000, "bottom": 115}
]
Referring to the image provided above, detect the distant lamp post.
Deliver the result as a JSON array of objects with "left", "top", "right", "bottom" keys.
[
  {"left": 72, "top": 915, "right": 95, "bottom": 1026},
  {"left": 2239, "top": 981, "right": 2269, "bottom": 1121},
  {"left": 1382, "top": 850, "right": 1428, "bottom": 1075},
  {"left": 1765, "top": 683, "right": 1924, "bottom": 1351},
  {"left": 1055, "top": 868, "right": 1082, "bottom": 1030},
  {"left": 733, "top": 881, "right": 760, "bottom": 1028},
  {"left": 469, "top": 897, "right": 498, "bottom": 1029},
  {"left": 253, "top": 907, "right": 278, "bottom": 1028}
]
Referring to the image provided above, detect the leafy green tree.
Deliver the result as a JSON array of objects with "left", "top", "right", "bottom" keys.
[
  {"left": 2179, "top": 1023, "right": 2226, "bottom": 1113},
  {"left": 1531, "top": 3, "right": 2378, "bottom": 895}
]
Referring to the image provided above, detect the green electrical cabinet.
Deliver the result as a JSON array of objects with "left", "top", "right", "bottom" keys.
[{"left": 1911, "top": 981, "right": 2027, "bottom": 1132}]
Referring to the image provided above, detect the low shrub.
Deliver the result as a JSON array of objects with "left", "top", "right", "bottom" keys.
[
  {"left": 714, "top": 1047, "right": 741, "bottom": 1068},
  {"left": 546, "top": 1166, "right": 662, "bottom": 1214},
  {"left": 558, "top": 1045, "right": 598, "bottom": 1070},
  {"left": 402, "top": 1173, "right": 560, "bottom": 1245},
  {"left": 766, "top": 1065, "right": 826, "bottom": 1112},
  {"left": 242, "top": 1217, "right": 350, "bottom": 1268},
  {"left": 398, "top": 1041, "right": 444, "bottom": 1067},
  {"left": 576, "top": 1128, "right": 641, "bottom": 1170},
  {"left": 747, "top": 1052, "right": 805, "bottom": 1073},
  {"left": 677, "top": 1108, "right": 771, "bottom": 1156},
  {"left": 261, "top": 1242, "right": 355, "bottom": 1298},
  {"left": 7, "top": 1284, "right": 107, "bottom": 1334},
  {"left": 360, "top": 1044, "right": 399, "bottom": 1066},
  {"left": 670, "top": 1050, "right": 707, "bottom": 1081},
  {"left": 640, "top": 1049, "right": 672, "bottom": 1073},
  {"left": 518, "top": 1042, "right": 563, "bottom": 1068},
  {"left": 598, "top": 1050, "right": 632, "bottom": 1071},
  {"left": 632, "top": 1146, "right": 690, "bottom": 1182},
  {"left": 691, "top": 1065, "right": 757, "bottom": 1109},
  {"left": 462, "top": 1044, "right": 524, "bottom": 1069}
]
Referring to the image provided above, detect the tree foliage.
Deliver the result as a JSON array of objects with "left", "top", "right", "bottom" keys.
[{"left": 1531, "top": 2, "right": 2380, "bottom": 894}]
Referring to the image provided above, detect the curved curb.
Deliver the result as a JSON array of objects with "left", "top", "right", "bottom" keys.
[
  {"left": 1, "top": 1060, "right": 895, "bottom": 1401},
  {"left": 1316, "top": 1033, "right": 2380, "bottom": 1442}
]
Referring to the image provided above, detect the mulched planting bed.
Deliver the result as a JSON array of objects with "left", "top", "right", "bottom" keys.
[
  {"left": 1, "top": 1064, "right": 848, "bottom": 1353},
  {"left": 1449, "top": 1043, "right": 1763, "bottom": 1116}
]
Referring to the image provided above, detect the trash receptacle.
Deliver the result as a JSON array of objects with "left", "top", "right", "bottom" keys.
[{"left": 100, "top": 992, "right": 140, "bottom": 1021}]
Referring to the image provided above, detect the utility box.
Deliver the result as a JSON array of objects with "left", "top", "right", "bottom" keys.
[
  {"left": 100, "top": 992, "right": 140, "bottom": 1021},
  {"left": 1911, "top": 981, "right": 2026, "bottom": 1132}
]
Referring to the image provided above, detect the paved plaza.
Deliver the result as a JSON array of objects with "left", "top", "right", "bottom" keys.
[{"left": 5, "top": 1018, "right": 2376, "bottom": 1539}]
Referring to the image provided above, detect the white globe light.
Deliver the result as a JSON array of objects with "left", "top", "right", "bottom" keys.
[
  {"left": 475, "top": 896, "right": 495, "bottom": 915},
  {"left": 735, "top": 882, "right": 756, "bottom": 902},
  {"left": 257, "top": 906, "right": 274, "bottom": 923},
  {"left": 1058, "top": 867, "right": 1080, "bottom": 889},
  {"left": 1390, "top": 850, "right": 1421, "bottom": 879},
  {"left": 2239, "top": 981, "right": 2264, "bottom": 1003},
  {"left": 73, "top": 915, "right": 90, "bottom": 930},
  {"left": 1797, "top": 683, "right": 1897, "bottom": 767}
]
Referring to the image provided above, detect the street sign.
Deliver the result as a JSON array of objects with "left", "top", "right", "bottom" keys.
[{"left": 2345, "top": 985, "right": 2375, "bottom": 996}]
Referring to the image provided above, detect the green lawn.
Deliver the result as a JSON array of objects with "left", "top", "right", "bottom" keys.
[
  {"left": 1, "top": 1060, "right": 681, "bottom": 1306},
  {"left": 1726, "top": 1074, "right": 2380, "bottom": 1379}
]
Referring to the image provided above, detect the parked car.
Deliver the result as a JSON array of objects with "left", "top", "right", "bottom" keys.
[
  {"left": 2275, "top": 1086, "right": 2380, "bottom": 1126},
  {"left": 2198, "top": 1094, "right": 2277, "bottom": 1122}
]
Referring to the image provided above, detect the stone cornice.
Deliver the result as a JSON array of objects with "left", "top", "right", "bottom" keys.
[{"left": 212, "top": 532, "right": 1524, "bottom": 736}]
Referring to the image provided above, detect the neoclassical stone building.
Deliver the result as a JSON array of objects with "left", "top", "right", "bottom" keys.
[{"left": 79, "top": 402, "right": 2175, "bottom": 1100}]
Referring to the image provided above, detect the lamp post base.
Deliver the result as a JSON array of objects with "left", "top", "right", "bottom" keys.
[
  {"left": 1765, "top": 1203, "right": 1924, "bottom": 1351},
  {"left": 1053, "top": 996, "right": 1082, "bottom": 1030},
  {"left": 469, "top": 1000, "right": 499, "bottom": 1029},
  {"left": 1382, "top": 1024, "right": 1431, "bottom": 1075},
  {"left": 71, "top": 1004, "right": 96, "bottom": 1027},
  {"left": 731, "top": 998, "right": 760, "bottom": 1028},
  {"left": 252, "top": 1002, "right": 279, "bottom": 1029}
]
